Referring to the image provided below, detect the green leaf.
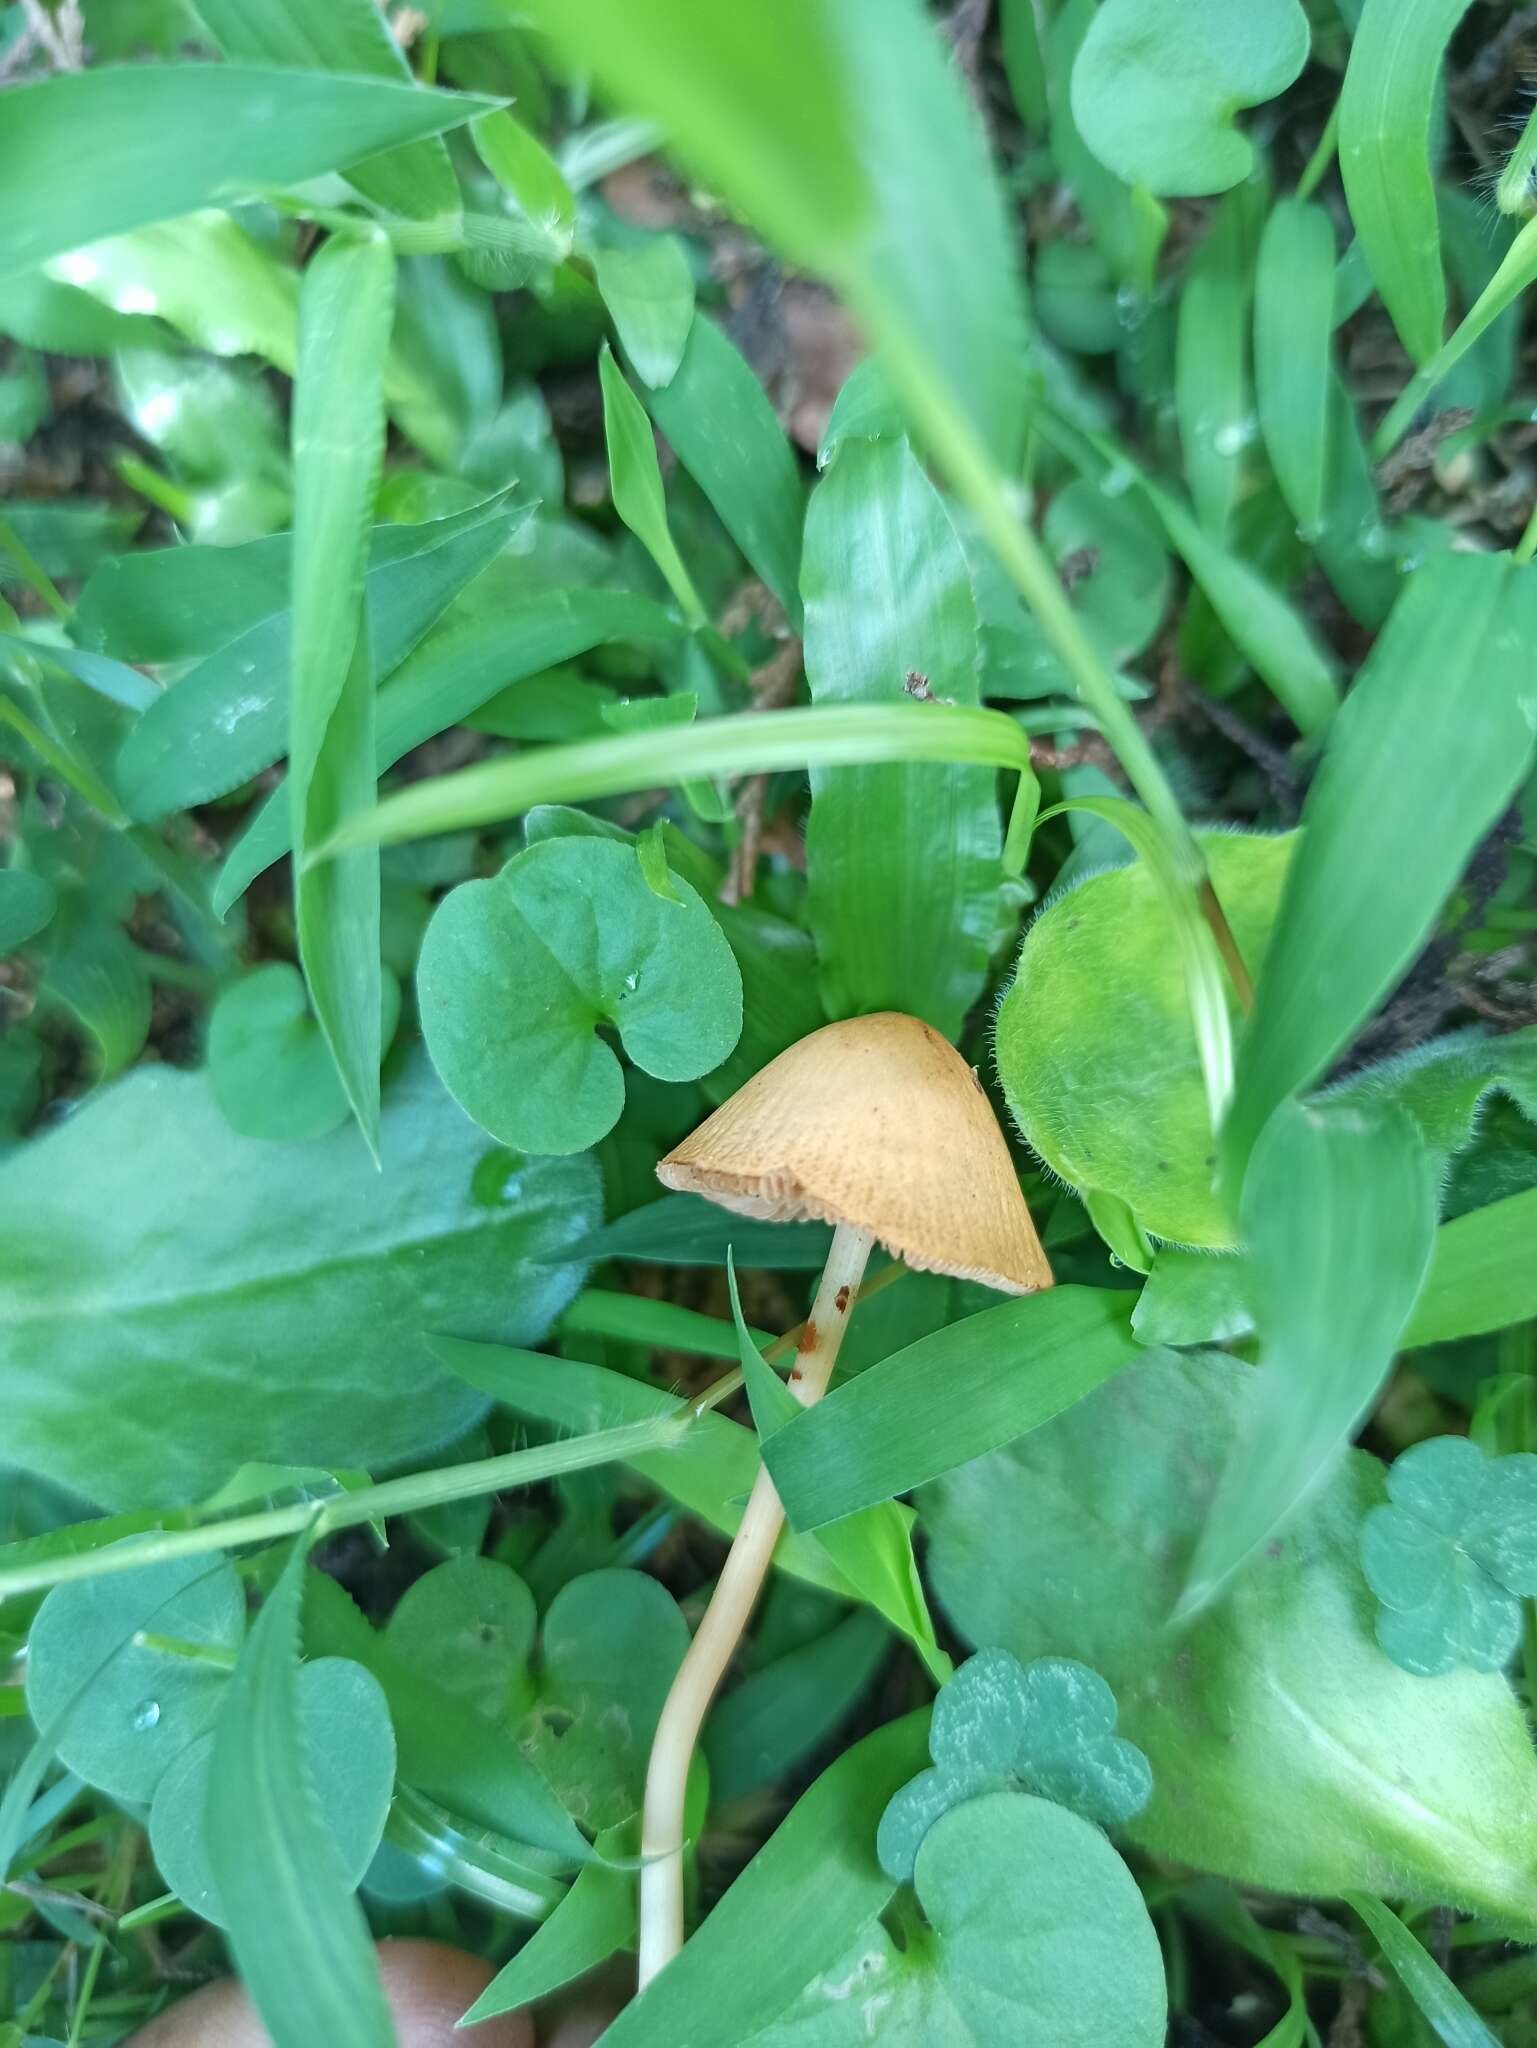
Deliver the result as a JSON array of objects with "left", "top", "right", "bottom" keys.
[
  {"left": 0, "top": 869, "right": 55, "bottom": 953},
  {"left": 1223, "top": 551, "right": 1537, "bottom": 1182},
  {"left": 1175, "top": 186, "right": 1260, "bottom": 537},
  {"left": 189, "top": 0, "right": 460, "bottom": 223},
  {"left": 213, "top": 585, "right": 677, "bottom": 914},
  {"left": 524, "top": 1570, "right": 690, "bottom": 1831},
  {"left": 704, "top": 1610, "right": 888, "bottom": 1808},
  {"left": 38, "top": 915, "right": 152, "bottom": 1080},
  {"left": 303, "top": 1569, "right": 588, "bottom": 1863},
  {"left": 1338, "top": 0, "right": 1474, "bottom": 365},
  {"left": 382, "top": 1556, "right": 537, "bottom": 1722},
  {"left": 117, "top": 494, "right": 524, "bottom": 819},
  {"left": 1362, "top": 1436, "right": 1537, "bottom": 1677},
  {"left": 595, "top": 235, "right": 696, "bottom": 391},
  {"left": 765, "top": 1288, "right": 1142, "bottom": 1531},
  {"left": 803, "top": 436, "right": 998, "bottom": 1038},
  {"left": 418, "top": 835, "right": 741, "bottom": 1155},
  {"left": 596, "top": 1712, "right": 931, "bottom": 2048},
  {"left": 997, "top": 829, "right": 1293, "bottom": 1248},
  {"left": 1070, "top": 0, "right": 1309, "bottom": 196},
  {"left": 1345, "top": 1891, "right": 1502, "bottom": 2048},
  {"left": 150, "top": 1656, "right": 394, "bottom": 1926},
  {"left": 206, "top": 1541, "right": 396, "bottom": 2048},
  {"left": 642, "top": 314, "right": 806, "bottom": 622},
  {"left": 287, "top": 229, "right": 395, "bottom": 1157},
  {"left": 1180, "top": 1100, "right": 1437, "bottom": 1615},
  {"left": 429, "top": 1338, "right": 858, "bottom": 1603},
  {"left": 1048, "top": 0, "right": 1170, "bottom": 293},
  {"left": 599, "top": 341, "right": 706, "bottom": 623},
  {"left": 472, "top": 110, "right": 577, "bottom": 261},
  {"left": 0, "top": 65, "right": 492, "bottom": 282},
  {"left": 208, "top": 963, "right": 402, "bottom": 1145},
  {"left": 24, "top": 1550, "right": 245, "bottom": 1803},
  {"left": 1405, "top": 1186, "right": 1537, "bottom": 1348},
  {"left": 554, "top": 1193, "right": 834, "bottom": 1271},
  {"left": 1254, "top": 199, "right": 1336, "bottom": 537},
  {"left": 462, "top": 1838, "right": 634, "bottom": 2021},
  {"left": 756, "top": 1793, "right": 1166, "bottom": 2048},
  {"left": 876, "top": 1650, "right": 1151, "bottom": 1883},
  {"left": 0, "top": 1052, "right": 597, "bottom": 1508},
  {"left": 925, "top": 1347, "right": 1537, "bottom": 1929}
]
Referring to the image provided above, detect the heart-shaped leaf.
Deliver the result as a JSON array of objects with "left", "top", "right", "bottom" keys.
[
  {"left": 417, "top": 834, "right": 742, "bottom": 1155},
  {"left": 877, "top": 1649, "right": 1150, "bottom": 1882},
  {"left": 384, "top": 1556, "right": 538, "bottom": 1722},
  {"left": 758, "top": 1792, "right": 1166, "bottom": 2047},
  {"left": 1071, "top": 0, "right": 1309, "bottom": 197},
  {"left": 208, "top": 962, "right": 402, "bottom": 1144},
  {"left": 149, "top": 1655, "right": 395, "bottom": 1925},
  {"left": 1362, "top": 1436, "right": 1537, "bottom": 1677},
  {"left": 996, "top": 829, "right": 1293, "bottom": 1247}
]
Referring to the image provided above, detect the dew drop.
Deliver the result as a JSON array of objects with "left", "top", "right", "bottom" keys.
[{"left": 132, "top": 1698, "right": 161, "bottom": 1732}]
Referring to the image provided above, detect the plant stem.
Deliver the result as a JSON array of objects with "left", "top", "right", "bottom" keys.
[
  {"left": 1296, "top": 102, "right": 1340, "bottom": 202},
  {"left": 1514, "top": 494, "right": 1537, "bottom": 567},
  {"left": 0, "top": 517, "right": 68, "bottom": 622},
  {"left": 636, "top": 1222, "right": 876, "bottom": 1989}
]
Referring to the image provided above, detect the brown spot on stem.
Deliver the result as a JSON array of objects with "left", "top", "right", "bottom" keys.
[
  {"left": 798, "top": 1318, "right": 819, "bottom": 1354},
  {"left": 834, "top": 1285, "right": 850, "bottom": 1314}
]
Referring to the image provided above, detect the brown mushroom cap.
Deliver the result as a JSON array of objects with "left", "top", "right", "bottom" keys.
[{"left": 658, "top": 1012, "right": 1052, "bottom": 1295}]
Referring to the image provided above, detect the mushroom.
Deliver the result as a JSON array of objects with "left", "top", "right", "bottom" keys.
[
  {"left": 638, "top": 1011, "right": 1051, "bottom": 1985},
  {"left": 121, "top": 1940, "right": 534, "bottom": 2047}
]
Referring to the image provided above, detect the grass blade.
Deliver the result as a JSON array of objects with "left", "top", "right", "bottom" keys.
[
  {"left": 1180, "top": 1100, "right": 1437, "bottom": 1617},
  {"left": 1254, "top": 198, "right": 1335, "bottom": 535},
  {"left": 803, "top": 434, "right": 1000, "bottom": 1039},
  {"left": 764, "top": 1288, "right": 1140, "bottom": 1530},
  {"left": 1223, "top": 550, "right": 1537, "bottom": 1180},
  {"left": 0, "top": 66, "right": 490, "bottom": 281},
  {"left": 1403, "top": 1186, "right": 1537, "bottom": 1349},
  {"left": 206, "top": 1538, "right": 396, "bottom": 2048},
  {"left": 289, "top": 230, "right": 395, "bottom": 1157},
  {"left": 1338, "top": 0, "right": 1474, "bottom": 365},
  {"left": 1175, "top": 187, "right": 1258, "bottom": 538},
  {"left": 1344, "top": 1892, "right": 1499, "bottom": 2047},
  {"left": 597, "top": 343, "right": 706, "bottom": 624}
]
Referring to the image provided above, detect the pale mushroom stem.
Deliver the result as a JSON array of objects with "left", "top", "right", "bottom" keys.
[{"left": 636, "top": 1221, "right": 877, "bottom": 1989}]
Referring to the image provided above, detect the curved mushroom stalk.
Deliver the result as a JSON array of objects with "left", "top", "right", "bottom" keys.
[{"left": 635, "top": 1013, "right": 1052, "bottom": 1989}]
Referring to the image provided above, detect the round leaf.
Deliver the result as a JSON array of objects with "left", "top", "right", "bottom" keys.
[
  {"left": 418, "top": 835, "right": 743, "bottom": 1155},
  {"left": 208, "top": 962, "right": 402, "bottom": 1143},
  {"left": 384, "top": 1556, "right": 537, "bottom": 1722},
  {"left": 997, "top": 829, "right": 1294, "bottom": 1247},
  {"left": 149, "top": 1655, "right": 395, "bottom": 1924},
  {"left": 24, "top": 1551, "right": 246, "bottom": 1803},
  {"left": 1070, "top": 0, "right": 1310, "bottom": 197},
  {"left": 522, "top": 1568, "right": 690, "bottom": 1830}
]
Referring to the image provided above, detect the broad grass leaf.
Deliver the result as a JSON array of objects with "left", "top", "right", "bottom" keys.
[
  {"left": 1175, "top": 184, "right": 1263, "bottom": 537},
  {"left": 0, "top": 66, "right": 492, "bottom": 281},
  {"left": 1339, "top": 0, "right": 1474, "bottom": 366},
  {"left": 1404, "top": 1186, "right": 1537, "bottom": 1347},
  {"left": 998, "top": 829, "right": 1294, "bottom": 1247},
  {"left": 0, "top": 869, "right": 55, "bottom": 952},
  {"left": 754, "top": 1794, "right": 1166, "bottom": 2048},
  {"left": 117, "top": 494, "right": 523, "bottom": 818},
  {"left": 38, "top": 914, "right": 150, "bottom": 1080},
  {"left": 213, "top": 586, "right": 678, "bottom": 913},
  {"left": 1180, "top": 1100, "right": 1437, "bottom": 1615},
  {"left": 188, "top": 0, "right": 460, "bottom": 223},
  {"left": 594, "top": 235, "right": 695, "bottom": 391},
  {"left": 418, "top": 835, "right": 742, "bottom": 1154},
  {"left": 803, "top": 436, "right": 998, "bottom": 1039},
  {"left": 472, "top": 111, "right": 576, "bottom": 260},
  {"left": 553, "top": 1193, "right": 833, "bottom": 1271},
  {"left": 1254, "top": 198, "right": 1336, "bottom": 537},
  {"left": 764, "top": 1288, "right": 1142, "bottom": 1531},
  {"left": 462, "top": 1841, "right": 634, "bottom": 2021},
  {"left": 643, "top": 314, "right": 806, "bottom": 623},
  {"left": 151, "top": 1656, "right": 394, "bottom": 1926},
  {"left": 1223, "top": 551, "right": 1537, "bottom": 1182},
  {"left": 24, "top": 1551, "right": 245, "bottom": 1803},
  {"left": 1345, "top": 1892, "right": 1501, "bottom": 2048},
  {"left": 205, "top": 1540, "right": 396, "bottom": 2048},
  {"left": 208, "top": 963, "right": 402, "bottom": 1145},
  {"left": 1071, "top": 0, "right": 1308, "bottom": 196},
  {"left": 596, "top": 1712, "right": 930, "bottom": 2048},
  {"left": 924, "top": 1347, "right": 1537, "bottom": 1930},
  {"left": 288, "top": 229, "right": 395, "bottom": 1156},
  {"left": 598, "top": 341, "right": 705, "bottom": 622},
  {"left": 0, "top": 1051, "right": 598, "bottom": 1507},
  {"left": 703, "top": 1610, "right": 887, "bottom": 1808}
]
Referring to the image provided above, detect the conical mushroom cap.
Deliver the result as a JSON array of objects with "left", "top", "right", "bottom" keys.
[{"left": 657, "top": 1012, "right": 1052, "bottom": 1295}]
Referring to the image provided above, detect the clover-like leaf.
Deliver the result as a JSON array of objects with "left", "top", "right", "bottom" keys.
[
  {"left": 996, "top": 829, "right": 1294, "bottom": 1248},
  {"left": 208, "top": 961, "right": 402, "bottom": 1144},
  {"left": 1362, "top": 1436, "right": 1537, "bottom": 1678},
  {"left": 1071, "top": 0, "right": 1310, "bottom": 198},
  {"left": 877, "top": 1649, "right": 1150, "bottom": 1883},
  {"left": 762, "top": 1793, "right": 1166, "bottom": 2048},
  {"left": 417, "top": 834, "right": 742, "bottom": 1155}
]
